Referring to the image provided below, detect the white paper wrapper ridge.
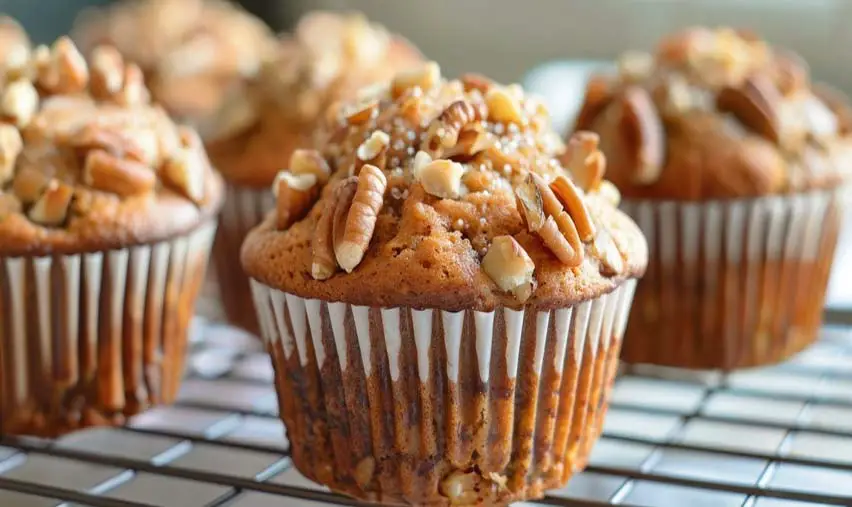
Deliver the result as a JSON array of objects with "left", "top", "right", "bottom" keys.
[
  {"left": 212, "top": 183, "right": 274, "bottom": 334},
  {"left": 620, "top": 186, "right": 848, "bottom": 369},
  {"left": 0, "top": 222, "right": 217, "bottom": 436},
  {"left": 251, "top": 278, "right": 637, "bottom": 503}
]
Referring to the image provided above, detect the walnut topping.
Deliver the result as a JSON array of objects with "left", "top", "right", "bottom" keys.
[
  {"left": 342, "top": 98, "right": 378, "bottom": 126},
  {"left": 333, "top": 165, "right": 387, "bottom": 272},
  {"left": 274, "top": 171, "right": 318, "bottom": 230},
  {"left": 516, "top": 174, "right": 583, "bottom": 266},
  {"left": 161, "top": 129, "right": 206, "bottom": 204},
  {"left": 28, "top": 179, "right": 73, "bottom": 226},
  {"left": 290, "top": 149, "right": 331, "bottom": 184},
  {"left": 482, "top": 235, "right": 535, "bottom": 302},
  {"left": 37, "top": 37, "right": 89, "bottom": 95},
  {"left": 391, "top": 61, "right": 441, "bottom": 99},
  {"left": 83, "top": 149, "right": 156, "bottom": 197},
  {"left": 356, "top": 130, "right": 390, "bottom": 170},
  {"left": 563, "top": 131, "right": 605, "bottom": 192},
  {"left": 416, "top": 159, "right": 464, "bottom": 199},
  {"left": 485, "top": 86, "right": 523, "bottom": 125},
  {"left": 424, "top": 99, "right": 482, "bottom": 157},
  {"left": 0, "top": 124, "right": 22, "bottom": 184},
  {"left": 550, "top": 175, "right": 596, "bottom": 242},
  {"left": 89, "top": 45, "right": 124, "bottom": 99},
  {"left": 12, "top": 166, "right": 49, "bottom": 204},
  {"left": 1, "top": 79, "right": 39, "bottom": 127},
  {"left": 590, "top": 223, "right": 624, "bottom": 276}
]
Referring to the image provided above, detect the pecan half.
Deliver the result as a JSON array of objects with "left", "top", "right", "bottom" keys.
[
  {"left": 312, "top": 195, "right": 339, "bottom": 280},
  {"left": 391, "top": 61, "right": 441, "bottom": 99},
  {"left": 482, "top": 235, "right": 536, "bottom": 302},
  {"left": 0, "top": 123, "right": 22, "bottom": 184},
  {"left": 538, "top": 213, "right": 582, "bottom": 266},
  {"left": 443, "top": 123, "right": 494, "bottom": 160},
  {"left": 574, "top": 75, "right": 612, "bottom": 131},
  {"left": 28, "top": 179, "right": 74, "bottom": 226},
  {"left": 515, "top": 174, "right": 546, "bottom": 231},
  {"left": 84, "top": 150, "right": 156, "bottom": 197},
  {"left": 354, "top": 130, "right": 389, "bottom": 174},
  {"left": 274, "top": 171, "right": 318, "bottom": 230},
  {"left": 716, "top": 74, "right": 782, "bottom": 144},
  {"left": 550, "top": 175, "right": 596, "bottom": 242},
  {"left": 516, "top": 173, "right": 583, "bottom": 266},
  {"left": 620, "top": 86, "right": 665, "bottom": 184},
  {"left": 424, "top": 99, "right": 481, "bottom": 157},
  {"left": 563, "top": 131, "right": 605, "bottom": 192},
  {"left": 290, "top": 149, "right": 331, "bottom": 184},
  {"left": 416, "top": 158, "right": 464, "bottom": 199},
  {"left": 333, "top": 165, "right": 387, "bottom": 272}
]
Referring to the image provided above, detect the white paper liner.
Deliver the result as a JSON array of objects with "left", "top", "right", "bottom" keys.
[
  {"left": 212, "top": 183, "right": 275, "bottom": 334},
  {"left": 620, "top": 186, "right": 849, "bottom": 369},
  {"left": 0, "top": 222, "right": 217, "bottom": 436},
  {"left": 251, "top": 279, "right": 638, "bottom": 504}
]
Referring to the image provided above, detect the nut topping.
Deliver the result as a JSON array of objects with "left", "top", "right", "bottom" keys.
[
  {"left": 485, "top": 87, "right": 523, "bottom": 125},
  {"left": 620, "top": 86, "right": 665, "bottom": 184},
  {"left": 590, "top": 222, "right": 624, "bottom": 276},
  {"left": 0, "top": 124, "right": 23, "bottom": 184},
  {"left": 516, "top": 174, "right": 583, "bottom": 266},
  {"left": 574, "top": 75, "right": 612, "bottom": 131},
  {"left": 716, "top": 74, "right": 782, "bottom": 144},
  {"left": 12, "top": 166, "right": 49, "bottom": 203},
  {"left": 481, "top": 235, "right": 535, "bottom": 302},
  {"left": 562, "top": 131, "right": 605, "bottom": 192},
  {"left": 424, "top": 99, "right": 481, "bottom": 157},
  {"left": 161, "top": 129, "right": 206, "bottom": 204},
  {"left": 28, "top": 179, "right": 74, "bottom": 226},
  {"left": 355, "top": 130, "right": 390, "bottom": 173},
  {"left": 37, "top": 37, "right": 89, "bottom": 95},
  {"left": 391, "top": 61, "right": 440, "bottom": 99},
  {"left": 83, "top": 149, "right": 156, "bottom": 197},
  {"left": 1, "top": 79, "right": 39, "bottom": 127},
  {"left": 312, "top": 197, "right": 338, "bottom": 280},
  {"left": 274, "top": 171, "right": 318, "bottom": 230},
  {"left": 342, "top": 98, "right": 378, "bottom": 126},
  {"left": 333, "top": 164, "right": 387, "bottom": 272},
  {"left": 89, "top": 45, "right": 124, "bottom": 100},
  {"left": 290, "top": 149, "right": 331, "bottom": 184},
  {"left": 550, "top": 175, "right": 596, "bottom": 242},
  {"left": 416, "top": 159, "right": 464, "bottom": 199}
]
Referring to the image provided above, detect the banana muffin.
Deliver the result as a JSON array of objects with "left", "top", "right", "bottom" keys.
[
  {"left": 207, "top": 11, "right": 422, "bottom": 334},
  {"left": 0, "top": 35, "right": 223, "bottom": 436},
  {"left": 72, "top": 0, "right": 275, "bottom": 128},
  {"left": 243, "top": 62, "right": 647, "bottom": 504},
  {"left": 573, "top": 27, "right": 852, "bottom": 369}
]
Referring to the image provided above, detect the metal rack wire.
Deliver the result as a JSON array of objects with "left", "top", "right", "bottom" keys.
[{"left": 0, "top": 317, "right": 850, "bottom": 507}]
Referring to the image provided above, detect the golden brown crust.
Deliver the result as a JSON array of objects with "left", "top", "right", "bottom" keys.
[
  {"left": 574, "top": 27, "right": 852, "bottom": 200},
  {"left": 242, "top": 65, "right": 648, "bottom": 311},
  {"left": 0, "top": 34, "right": 224, "bottom": 256},
  {"left": 72, "top": 0, "right": 276, "bottom": 125},
  {"left": 205, "top": 12, "right": 423, "bottom": 188}
]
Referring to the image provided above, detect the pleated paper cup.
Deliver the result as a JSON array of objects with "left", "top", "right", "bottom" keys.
[
  {"left": 251, "top": 278, "right": 638, "bottom": 505},
  {"left": 0, "top": 221, "right": 217, "bottom": 437},
  {"left": 620, "top": 185, "right": 850, "bottom": 370},
  {"left": 212, "top": 183, "right": 275, "bottom": 334}
]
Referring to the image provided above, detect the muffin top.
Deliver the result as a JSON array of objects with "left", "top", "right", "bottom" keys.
[
  {"left": 205, "top": 11, "right": 423, "bottom": 188},
  {"left": 0, "top": 35, "right": 223, "bottom": 257},
  {"left": 575, "top": 27, "right": 852, "bottom": 200},
  {"left": 73, "top": 0, "right": 275, "bottom": 125},
  {"left": 242, "top": 63, "right": 647, "bottom": 311}
]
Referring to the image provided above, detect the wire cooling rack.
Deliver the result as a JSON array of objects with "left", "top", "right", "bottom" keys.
[{"left": 0, "top": 317, "right": 851, "bottom": 507}]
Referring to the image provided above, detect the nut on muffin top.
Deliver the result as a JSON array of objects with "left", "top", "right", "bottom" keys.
[
  {"left": 0, "top": 35, "right": 223, "bottom": 256},
  {"left": 575, "top": 27, "right": 852, "bottom": 200},
  {"left": 73, "top": 0, "right": 276, "bottom": 125},
  {"left": 205, "top": 11, "right": 423, "bottom": 188},
  {"left": 242, "top": 63, "right": 647, "bottom": 311}
]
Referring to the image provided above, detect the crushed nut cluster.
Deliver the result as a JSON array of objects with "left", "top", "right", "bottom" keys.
[
  {"left": 576, "top": 27, "right": 850, "bottom": 185},
  {"left": 271, "top": 61, "right": 626, "bottom": 302},
  {"left": 0, "top": 35, "right": 210, "bottom": 227},
  {"left": 206, "top": 11, "right": 411, "bottom": 143}
]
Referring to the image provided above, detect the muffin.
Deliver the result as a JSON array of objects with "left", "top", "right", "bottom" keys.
[
  {"left": 573, "top": 27, "right": 852, "bottom": 369},
  {"left": 243, "top": 62, "right": 647, "bottom": 504},
  {"left": 0, "top": 35, "right": 223, "bottom": 436},
  {"left": 207, "top": 11, "right": 422, "bottom": 334},
  {"left": 72, "top": 0, "right": 275, "bottom": 128}
]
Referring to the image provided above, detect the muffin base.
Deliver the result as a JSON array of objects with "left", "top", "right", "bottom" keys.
[
  {"left": 0, "top": 222, "right": 217, "bottom": 436},
  {"left": 252, "top": 279, "right": 637, "bottom": 505},
  {"left": 213, "top": 183, "right": 274, "bottom": 335},
  {"left": 620, "top": 188, "right": 846, "bottom": 370}
]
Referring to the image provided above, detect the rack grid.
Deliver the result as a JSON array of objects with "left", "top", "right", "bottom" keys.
[{"left": 0, "top": 317, "right": 851, "bottom": 507}]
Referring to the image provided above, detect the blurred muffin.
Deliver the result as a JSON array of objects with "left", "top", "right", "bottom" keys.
[
  {"left": 243, "top": 62, "right": 647, "bottom": 504},
  {"left": 207, "top": 11, "right": 422, "bottom": 334},
  {"left": 0, "top": 35, "right": 223, "bottom": 436},
  {"left": 72, "top": 0, "right": 275, "bottom": 127},
  {"left": 573, "top": 27, "right": 852, "bottom": 369}
]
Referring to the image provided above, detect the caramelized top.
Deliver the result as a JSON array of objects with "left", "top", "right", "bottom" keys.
[
  {"left": 242, "top": 63, "right": 647, "bottom": 311},
  {"left": 205, "top": 11, "right": 423, "bottom": 187},
  {"left": 73, "top": 0, "right": 276, "bottom": 125},
  {"left": 575, "top": 27, "right": 852, "bottom": 200},
  {"left": 0, "top": 35, "right": 223, "bottom": 256}
]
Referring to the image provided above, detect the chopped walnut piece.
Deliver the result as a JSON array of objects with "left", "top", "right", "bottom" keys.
[
  {"left": 391, "top": 61, "right": 440, "bottom": 99},
  {"left": 342, "top": 98, "right": 378, "bottom": 126},
  {"left": 89, "top": 45, "right": 124, "bottom": 99},
  {"left": 273, "top": 171, "right": 318, "bottom": 230},
  {"left": 424, "top": 99, "right": 481, "bottom": 157},
  {"left": 416, "top": 159, "right": 464, "bottom": 199},
  {"left": 460, "top": 73, "right": 493, "bottom": 94},
  {"left": 482, "top": 235, "right": 535, "bottom": 302},
  {"left": 1, "top": 79, "right": 39, "bottom": 127},
  {"left": 485, "top": 86, "right": 523, "bottom": 125},
  {"left": 355, "top": 130, "right": 389, "bottom": 173},
  {"left": 12, "top": 166, "right": 49, "bottom": 203},
  {"left": 290, "top": 148, "right": 331, "bottom": 184},
  {"left": 563, "top": 131, "right": 605, "bottom": 192},
  {"left": 28, "top": 179, "right": 74, "bottom": 226},
  {"left": 83, "top": 149, "right": 156, "bottom": 197},
  {"left": 333, "top": 165, "right": 387, "bottom": 272},
  {"left": 70, "top": 124, "right": 149, "bottom": 164},
  {"left": 114, "top": 63, "right": 150, "bottom": 106},
  {"left": 161, "top": 129, "right": 206, "bottom": 203},
  {"left": 590, "top": 220, "right": 625, "bottom": 276},
  {"left": 0, "top": 123, "right": 23, "bottom": 184},
  {"left": 515, "top": 174, "right": 546, "bottom": 231},
  {"left": 550, "top": 175, "right": 596, "bottom": 242},
  {"left": 443, "top": 123, "right": 494, "bottom": 160},
  {"left": 38, "top": 36, "right": 89, "bottom": 95}
]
